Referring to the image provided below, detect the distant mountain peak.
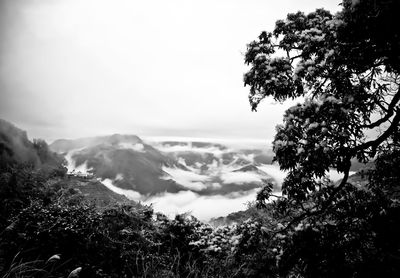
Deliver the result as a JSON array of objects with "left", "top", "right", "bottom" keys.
[
  {"left": 107, "top": 134, "right": 142, "bottom": 145},
  {"left": 50, "top": 134, "right": 143, "bottom": 153}
]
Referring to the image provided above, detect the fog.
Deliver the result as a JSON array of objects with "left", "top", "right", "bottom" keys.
[
  {"left": 102, "top": 178, "right": 261, "bottom": 221},
  {"left": 0, "top": 0, "right": 341, "bottom": 142},
  {"left": 100, "top": 164, "right": 352, "bottom": 221}
]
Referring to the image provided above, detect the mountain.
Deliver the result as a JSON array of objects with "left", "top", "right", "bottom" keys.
[
  {"left": 51, "top": 135, "right": 184, "bottom": 195},
  {"left": 2, "top": 119, "right": 371, "bottom": 220},
  {"left": 0, "top": 119, "right": 65, "bottom": 173},
  {"left": 50, "top": 136, "right": 278, "bottom": 198},
  {"left": 50, "top": 134, "right": 143, "bottom": 153},
  {"left": 209, "top": 209, "right": 253, "bottom": 227},
  {"left": 0, "top": 119, "right": 130, "bottom": 207}
]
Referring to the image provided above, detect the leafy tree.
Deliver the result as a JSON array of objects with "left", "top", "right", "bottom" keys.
[
  {"left": 244, "top": 0, "right": 400, "bottom": 212},
  {"left": 244, "top": 0, "right": 400, "bottom": 276}
]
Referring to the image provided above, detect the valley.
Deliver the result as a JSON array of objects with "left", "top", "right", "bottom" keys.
[{"left": 50, "top": 134, "right": 352, "bottom": 220}]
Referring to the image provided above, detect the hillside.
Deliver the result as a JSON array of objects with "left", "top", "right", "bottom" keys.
[
  {"left": 0, "top": 119, "right": 42, "bottom": 167},
  {"left": 0, "top": 119, "right": 133, "bottom": 207}
]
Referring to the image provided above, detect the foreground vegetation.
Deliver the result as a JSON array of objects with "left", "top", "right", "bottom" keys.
[{"left": 1, "top": 138, "right": 400, "bottom": 278}]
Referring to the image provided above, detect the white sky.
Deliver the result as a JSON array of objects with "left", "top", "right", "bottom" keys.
[{"left": 0, "top": 0, "right": 341, "bottom": 143}]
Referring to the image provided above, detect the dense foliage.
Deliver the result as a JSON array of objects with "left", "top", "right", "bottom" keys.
[
  {"left": 244, "top": 0, "right": 399, "bottom": 201},
  {"left": 2, "top": 160, "right": 399, "bottom": 277},
  {"left": 242, "top": 0, "right": 400, "bottom": 276},
  {"left": 0, "top": 163, "right": 276, "bottom": 277}
]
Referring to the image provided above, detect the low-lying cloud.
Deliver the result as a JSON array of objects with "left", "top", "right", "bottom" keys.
[
  {"left": 64, "top": 142, "right": 354, "bottom": 222},
  {"left": 98, "top": 165, "right": 355, "bottom": 221},
  {"left": 101, "top": 178, "right": 142, "bottom": 200},
  {"left": 118, "top": 142, "right": 145, "bottom": 152},
  {"left": 220, "top": 171, "right": 264, "bottom": 185},
  {"left": 100, "top": 178, "right": 260, "bottom": 221},
  {"left": 146, "top": 190, "right": 259, "bottom": 221},
  {"left": 161, "top": 166, "right": 211, "bottom": 191}
]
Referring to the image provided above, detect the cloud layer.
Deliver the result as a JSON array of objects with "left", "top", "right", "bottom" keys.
[
  {"left": 61, "top": 137, "right": 354, "bottom": 221},
  {"left": 0, "top": 0, "right": 341, "bottom": 141},
  {"left": 100, "top": 178, "right": 260, "bottom": 221}
]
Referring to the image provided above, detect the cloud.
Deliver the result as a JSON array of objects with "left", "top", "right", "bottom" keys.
[
  {"left": 115, "top": 173, "right": 124, "bottom": 181},
  {"left": 258, "top": 164, "right": 287, "bottom": 187},
  {"left": 101, "top": 178, "right": 142, "bottom": 200},
  {"left": 145, "top": 189, "right": 259, "bottom": 221},
  {"left": 161, "top": 166, "right": 210, "bottom": 191},
  {"left": 64, "top": 148, "right": 91, "bottom": 173},
  {"left": 118, "top": 142, "right": 145, "bottom": 152},
  {"left": 155, "top": 143, "right": 227, "bottom": 157},
  {"left": 98, "top": 178, "right": 258, "bottom": 221},
  {"left": 63, "top": 138, "right": 352, "bottom": 221},
  {"left": 97, "top": 164, "right": 353, "bottom": 222},
  {"left": 220, "top": 171, "right": 263, "bottom": 185}
]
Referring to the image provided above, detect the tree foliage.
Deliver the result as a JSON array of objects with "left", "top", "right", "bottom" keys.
[
  {"left": 244, "top": 0, "right": 400, "bottom": 203},
  {"left": 243, "top": 0, "right": 400, "bottom": 276}
]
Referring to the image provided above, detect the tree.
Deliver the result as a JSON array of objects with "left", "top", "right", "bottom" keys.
[
  {"left": 243, "top": 1, "right": 400, "bottom": 276},
  {"left": 244, "top": 0, "right": 400, "bottom": 209}
]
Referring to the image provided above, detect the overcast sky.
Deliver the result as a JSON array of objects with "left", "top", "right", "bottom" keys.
[{"left": 0, "top": 0, "right": 341, "bottom": 143}]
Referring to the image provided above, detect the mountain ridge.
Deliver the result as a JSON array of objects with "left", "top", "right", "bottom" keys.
[{"left": 49, "top": 134, "right": 278, "bottom": 199}]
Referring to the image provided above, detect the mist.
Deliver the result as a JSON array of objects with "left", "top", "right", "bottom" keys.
[{"left": 0, "top": 0, "right": 341, "bottom": 142}]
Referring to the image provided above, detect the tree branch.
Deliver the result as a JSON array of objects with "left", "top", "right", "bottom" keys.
[
  {"left": 274, "top": 102, "right": 400, "bottom": 235},
  {"left": 356, "top": 109, "right": 400, "bottom": 155},
  {"left": 361, "top": 88, "right": 400, "bottom": 129},
  {"left": 274, "top": 163, "right": 351, "bottom": 235}
]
